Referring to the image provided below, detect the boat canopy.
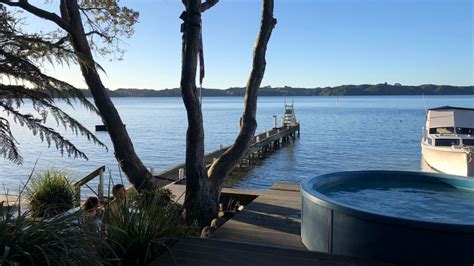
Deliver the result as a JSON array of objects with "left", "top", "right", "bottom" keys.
[{"left": 427, "top": 108, "right": 474, "bottom": 129}]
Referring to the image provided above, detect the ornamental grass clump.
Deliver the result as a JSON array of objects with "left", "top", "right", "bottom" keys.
[
  {"left": 25, "top": 170, "right": 76, "bottom": 218},
  {"left": 102, "top": 188, "right": 197, "bottom": 265},
  {"left": 0, "top": 202, "right": 109, "bottom": 265}
]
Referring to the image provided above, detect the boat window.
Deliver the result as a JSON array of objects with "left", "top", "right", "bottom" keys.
[
  {"left": 456, "top": 127, "right": 474, "bottom": 135},
  {"left": 462, "top": 139, "right": 474, "bottom": 146},
  {"left": 427, "top": 138, "right": 432, "bottom": 145},
  {"left": 429, "top": 127, "right": 454, "bottom": 134},
  {"left": 434, "top": 139, "right": 460, "bottom": 146},
  {"left": 285, "top": 109, "right": 292, "bottom": 114}
]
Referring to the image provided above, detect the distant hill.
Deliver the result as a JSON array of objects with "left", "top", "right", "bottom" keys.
[{"left": 79, "top": 84, "right": 474, "bottom": 97}]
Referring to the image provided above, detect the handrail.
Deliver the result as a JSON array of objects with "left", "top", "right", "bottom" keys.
[{"left": 73, "top": 165, "right": 105, "bottom": 205}]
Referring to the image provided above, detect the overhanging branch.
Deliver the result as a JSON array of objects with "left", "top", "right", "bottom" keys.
[{"left": 0, "top": 0, "right": 72, "bottom": 33}]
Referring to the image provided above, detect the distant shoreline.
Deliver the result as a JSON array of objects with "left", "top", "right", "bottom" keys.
[{"left": 80, "top": 84, "right": 474, "bottom": 97}]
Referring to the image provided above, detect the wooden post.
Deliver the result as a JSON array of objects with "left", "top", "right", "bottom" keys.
[
  {"left": 98, "top": 168, "right": 104, "bottom": 201},
  {"left": 179, "top": 168, "right": 185, "bottom": 180},
  {"left": 75, "top": 186, "right": 81, "bottom": 207}
]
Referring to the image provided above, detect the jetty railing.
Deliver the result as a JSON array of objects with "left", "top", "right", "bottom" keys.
[{"left": 73, "top": 165, "right": 105, "bottom": 206}]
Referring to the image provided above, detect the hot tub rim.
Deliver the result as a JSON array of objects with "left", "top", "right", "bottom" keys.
[{"left": 301, "top": 170, "right": 474, "bottom": 232}]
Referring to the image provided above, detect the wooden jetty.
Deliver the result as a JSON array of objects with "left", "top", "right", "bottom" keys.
[
  {"left": 153, "top": 183, "right": 389, "bottom": 265},
  {"left": 152, "top": 123, "right": 300, "bottom": 187}
]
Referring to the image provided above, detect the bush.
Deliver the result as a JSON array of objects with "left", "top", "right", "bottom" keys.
[
  {"left": 0, "top": 202, "right": 108, "bottom": 265},
  {"left": 102, "top": 188, "right": 197, "bottom": 265},
  {"left": 25, "top": 170, "right": 76, "bottom": 218}
]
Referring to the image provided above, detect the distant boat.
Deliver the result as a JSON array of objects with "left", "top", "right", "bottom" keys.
[
  {"left": 421, "top": 106, "right": 474, "bottom": 177},
  {"left": 95, "top": 124, "right": 126, "bottom": 132},
  {"left": 95, "top": 125, "right": 107, "bottom": 131}
]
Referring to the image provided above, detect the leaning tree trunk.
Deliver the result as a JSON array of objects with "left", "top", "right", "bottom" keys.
[
  {"left": 63, "top": 0, "right": 155, "bottom": 191},
  {"left": 208, "top": 0, "right": 276, "bottom": 202},
  {"left": 180, "top": 0, "right": 276, "bottom": 226}
]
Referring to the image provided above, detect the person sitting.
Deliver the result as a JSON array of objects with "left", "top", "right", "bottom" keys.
[
  {"left": 109, "top": 184, "right": 127, "bottom": 216},
  {"left": 81, "top": 196, "right": 102, "bottom": 232}
]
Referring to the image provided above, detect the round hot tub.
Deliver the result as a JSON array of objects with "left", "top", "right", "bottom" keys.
[{"left": 301, "top": 171, "right": 474, "bottom": 265}]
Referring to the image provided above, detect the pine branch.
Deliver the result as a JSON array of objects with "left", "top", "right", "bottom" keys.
[
  {"left": 0, "top": 117, "right": 22, "bottom": 164},
  {"left": 0, "top": 102, "right": 89, "bottom": 161}
]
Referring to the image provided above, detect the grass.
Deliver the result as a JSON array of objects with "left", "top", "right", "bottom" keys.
[
  {"left": 102, "top": 188, "right": 197, "bottom": 265},
  {"left": 0, "top": 202, "right": 109, "bottom": 265},
  {"left": 24, "top": 169, "right": 76, "bottom": 218},
  {"left": 2, "top": 167, "right": 196, "bottom": 265}
]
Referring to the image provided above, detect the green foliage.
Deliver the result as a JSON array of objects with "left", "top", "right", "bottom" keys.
[
  {"left": 78, "top": 0, "right": 139, "bottom": 59},
  {"left": 133, "top": 187, "right": 174, "bottom": 208},
  {"left": 102, "top": 188, "right": 197, "bottom": 265},
  {"left": 0, "top": 203, "right": 107, "bottom": 265},
  {"left": 25, "top": 170, "right": 76, "bottom": 218}
]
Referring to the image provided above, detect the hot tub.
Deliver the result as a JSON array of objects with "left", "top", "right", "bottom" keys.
[{"left": 301, "top": 171, "right": 474, "bottom": 265}]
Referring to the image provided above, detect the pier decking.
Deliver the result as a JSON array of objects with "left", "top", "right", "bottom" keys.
[{"left": 152, "top": 124, "right": 300, "bottom": 187}]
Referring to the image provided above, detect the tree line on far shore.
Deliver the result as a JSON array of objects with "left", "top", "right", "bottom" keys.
[{"left": 79, "top": 84, "right": 474, "bottom": 97}]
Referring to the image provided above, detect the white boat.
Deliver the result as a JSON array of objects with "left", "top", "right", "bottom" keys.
[{"left": 421, "top": 106, "right": 474, "bottom": 177}]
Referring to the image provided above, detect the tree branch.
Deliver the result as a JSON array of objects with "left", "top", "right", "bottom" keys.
[
  {"left": 85, "top": 30, "right": 108, "bottom": 39},
  {"left": 201, "top": 0, "right": 219, "bottom": 12},
  {"left": 181, "top": 0, "right": 219, "bottom": 12},
  {"left": 0, "top": 0, "right": 72, "bottom": 33},
  {"left": 208, "top": 0, "right": 276, "bottom": 199}
]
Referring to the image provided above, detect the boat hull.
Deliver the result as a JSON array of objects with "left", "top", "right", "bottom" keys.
[{"left": 421, "top": 144, "right": 474, "bottom": 177}]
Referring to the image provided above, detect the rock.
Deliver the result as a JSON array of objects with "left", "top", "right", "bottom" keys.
[
  {"left": 210, "top": 218, "right": 219, "bottom": 228},
  {"left": 200, "top": 226, "right": 210, "bottom": 238}
]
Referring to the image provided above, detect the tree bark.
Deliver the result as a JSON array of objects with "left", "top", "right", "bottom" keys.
[
  {"left": 180, "top": 0, "right": 217, "bottom": 227},
  {"left": 62, "top": 0, "right": 155, "bottom": 190},
  {"left": 208, "top": 0, "right": 276, "bottom": 201}
]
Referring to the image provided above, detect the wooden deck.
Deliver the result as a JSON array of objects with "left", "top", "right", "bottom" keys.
[
  {"left": 166, "top": 183, "right": 261, "bottom": 205},
  {"left": 166, "top": 183, "right": 302, "bottom": 250},
  {"left": 157, "top": 183, "right": 389, "bottom": 265},
  {"left": 211, "top": 183, "right": 303, "bottom": 249},
  {"left": 152, "top": 237, "right": 386, "bottom": 266}
]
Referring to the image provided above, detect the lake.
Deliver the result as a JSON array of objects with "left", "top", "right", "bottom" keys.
[{"left": 1, "top": 95, "right": 473, "bottom": 196}]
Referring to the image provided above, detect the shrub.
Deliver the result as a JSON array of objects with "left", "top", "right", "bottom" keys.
[
  {"left": 25, "top": 170, "right": 76, "bottom": 218},
  {"left": 102, "top": 188, "right": 197, "bottom": 265},
  {"left": 0, "top": 202, "right": 108, "bottom": 265}
]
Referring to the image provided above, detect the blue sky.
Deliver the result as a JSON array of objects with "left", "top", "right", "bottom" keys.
[{"left": 21, "top": 0, "right": 474, "bottom": 89}]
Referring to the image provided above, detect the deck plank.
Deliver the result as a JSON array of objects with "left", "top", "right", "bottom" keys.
[{"left": 151, "top": 237, "right": 389, "bottom": 266}]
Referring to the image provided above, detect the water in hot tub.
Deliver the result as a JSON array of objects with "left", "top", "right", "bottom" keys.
[{"left": 320, "top": 179, "right": 474, "bottom": 224}]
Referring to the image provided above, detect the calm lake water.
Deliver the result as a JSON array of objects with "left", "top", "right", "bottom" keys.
[{"left": 1, "top": 96, "right": 474, "bottom": 195}]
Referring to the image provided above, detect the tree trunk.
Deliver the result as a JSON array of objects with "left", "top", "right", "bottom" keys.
[
  {"left": 63, "top": 0, "right": 155, "bottom": 191},
  {"left": 208, "top": 0, "right": 276, "bottom": 201},
  {"left": 180, "top": 0, "right": 275, "bottom": 227},
  {"left": 180, "top": 0, "right": 217, "bottom": 227}
]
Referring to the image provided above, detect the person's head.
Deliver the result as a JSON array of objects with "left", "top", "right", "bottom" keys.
[
  {"left": 82, "top": 196, "right": 100, "bottom": 219},
  {"left": 112, "top": 184, "right": 127, "bottom": 200}
]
